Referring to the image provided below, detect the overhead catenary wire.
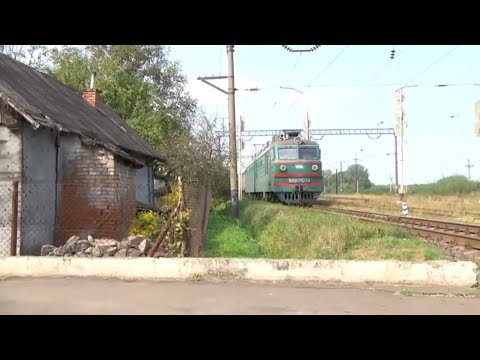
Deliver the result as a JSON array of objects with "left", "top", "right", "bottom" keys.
[
  {"left": 256, "top": 82, "right": 480, "bottom": 91},
  {"left": 406, "top": 45, "right": 461, "bottom": 85},
  {"left": 283, "top": 45, "right": 350, "bottom": 114},
  {"left": 371, "top": 45, "right": 411, "bottom": 81},
  {"left": 309, "top": 45, "right": 350, "bottom": 86},
  {"left": 291, "top": 52, "right": 303, "bottom": 73},
  {"left": 279, "top": 53, "right": 304, "bottom": 88}
]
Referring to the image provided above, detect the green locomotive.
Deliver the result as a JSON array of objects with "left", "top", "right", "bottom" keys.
[{"left": 242, "top": 129, "right": 323, "bottom": 205}]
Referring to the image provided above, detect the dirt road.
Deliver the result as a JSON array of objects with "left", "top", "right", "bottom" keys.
[{"left": 0, "top": 277, "right": 479, "bottom": 314}]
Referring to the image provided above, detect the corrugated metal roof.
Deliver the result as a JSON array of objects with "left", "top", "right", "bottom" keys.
[{"left": 0, "top": 53, "right": 165, "bottom": 164}]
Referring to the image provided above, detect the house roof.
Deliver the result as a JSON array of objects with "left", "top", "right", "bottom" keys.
[{"left": 0, "top": 53, "right": 166, "bottom": 165}]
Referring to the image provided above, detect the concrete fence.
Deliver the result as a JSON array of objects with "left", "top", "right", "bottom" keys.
[{"left": 0, "top": 256, "right": 478, "bottom": 287}]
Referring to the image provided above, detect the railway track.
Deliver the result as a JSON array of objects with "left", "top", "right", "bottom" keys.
[
  {"left": 319, "top": 197, "right": 480, "bottom": 220},
  {"left": 312, "top": 205, "right": 480, "bottom": 250}
]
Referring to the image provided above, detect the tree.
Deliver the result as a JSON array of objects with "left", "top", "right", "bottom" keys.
[
  {"left": 322, "top": 169, "right": 334, "bottom": 194},
  {"left": 141, "top": 113, "right": 230, "bottom": 198},
  {"left": 45, "top": 46, "right": 205, "bottom": 180},
  {"left": 0, "top": 45, "right": 48, "bottom": 69},
  {"left": 340, "top": 164, "right": 372, "bottom": 193},
  {"left": 46, "top": 45, "right": 197, "bottom": 127}
]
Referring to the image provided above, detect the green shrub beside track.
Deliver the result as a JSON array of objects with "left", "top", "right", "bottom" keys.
[{"left": 204, "top": 200, "right": 443, "bottom": 261}]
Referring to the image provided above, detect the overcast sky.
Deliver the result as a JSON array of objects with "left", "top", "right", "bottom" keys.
[{"left": 168, "top": 45, "right": 480, "bottom": 185}]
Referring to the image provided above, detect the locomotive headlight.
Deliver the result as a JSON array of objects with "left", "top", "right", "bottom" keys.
[
  {"left": 312, "top": 164, "right": 319, "bottom": 171},
  {"left": 280, "top": 165, "right": 287, "bottom": 172}
]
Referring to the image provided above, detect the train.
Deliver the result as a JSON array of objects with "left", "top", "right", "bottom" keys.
[{"left": 241, "top": 129, "right": 324, "bottom": 205}]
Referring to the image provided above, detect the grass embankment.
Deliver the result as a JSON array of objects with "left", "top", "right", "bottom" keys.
[
  {"left": 322, "top": 193, "right": 480, "bottom": 223},
  {"left": 204, "top": 200, "right": 443, "bottom": 261}
]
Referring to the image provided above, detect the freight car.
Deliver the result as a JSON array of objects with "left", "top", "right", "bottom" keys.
[{"left": 242, "top": 129, "right": 323, "bottom": 205}]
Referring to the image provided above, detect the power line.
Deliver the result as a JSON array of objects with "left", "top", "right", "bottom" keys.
[
  {"left": 281, "top": 53, "right": 303, "bottom": 86},
  {"left": 283, "top": 47, "right": 350, "bottom": 113},
  {"left": 406, "top": 45, "right": 461, "bottom": 85},
  {"left": 291, "top": 52, "right": 303, "bottom": 73},
  {"left": 267, "top": 82, "right": 480, "bottom": 90},
  {"left": 292, "top": 82, "right": 403, "bottom": 88},
  {"left": 371, "top": 46, "right": 411, "bottom": 81},
  {"left": 309, "top": 45, "right": 350, "bottom": 85}
]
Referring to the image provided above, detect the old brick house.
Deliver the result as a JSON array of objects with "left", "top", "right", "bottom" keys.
[{"left": 0, "top": 53, "right": 165, "bottom": 255}]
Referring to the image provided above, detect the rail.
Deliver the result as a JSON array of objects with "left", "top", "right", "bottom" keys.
[
  {"left": 318, "top": 197, "right": 480, "bottom": 220},
  {"left": 312, "top": 205, "right": 480, "bottom": 250}
]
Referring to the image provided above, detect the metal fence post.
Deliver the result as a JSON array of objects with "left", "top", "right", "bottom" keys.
[{"left": 10, "top": 180, "right": 19, "bottom": 256}]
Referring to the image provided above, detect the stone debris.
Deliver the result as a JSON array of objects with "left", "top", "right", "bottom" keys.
[
  {"left": 423, "top": 238, "right": 480, "bottom": 264},
  {"left": 40, "top": 235, "right": 174, "bottom": 258},
  {"left": 40, "top": 245, "right": 56, "bottom": 256},
  {"left": 138, "top": 239, "right": 151, "bottom": 254}
]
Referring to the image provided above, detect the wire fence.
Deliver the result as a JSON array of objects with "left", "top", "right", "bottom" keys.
[
  {"left": 0, "top": 181, "right": 17, "bottom": 256},
  {"left": 0, "top": 179, "right": 212, "bottom": 257},
  {"left": 184, "top": 180, "right": 212, "bottom": 257}
]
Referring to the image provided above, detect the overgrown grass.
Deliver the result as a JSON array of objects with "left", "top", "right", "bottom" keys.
[
  {"left": 203, "top": 202, "right": 262, "bottom": 258},
  {"left": 322, "top": 191, "right": 480, "bottom": 223},
  {"left": 204, "top": 199, "right": 443, "bottom": 261}
]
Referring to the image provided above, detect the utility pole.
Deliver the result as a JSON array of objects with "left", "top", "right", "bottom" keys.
[
  {"left": 353, "top": 150, "right": 362, "bottom": 194},
  {"left": 395, "top": 86, "right": 416, "bottom": 197},
  {"left": 227, "top": 45, "right": 239, "bottom": 218},
  {"left": 466, "top": 159, "right": 474, "bottom": 180},
  {"left": 304, "top": 112, "right": 311, "bottom": 140},
  {"left": 395, "top": 88, "right": 406, "bottom": 196},
  {"left": 197, "top": 46, "right": 239, "bottom": 218},
  {"left": 335, "top": 169, "right": 338, "bottom": 194},
  {"left": 339, "top": 161, "right": 348, "bottom": 193},
  {"left": 339, "top": 162, "right": 343, "bottom": 193},
  {"left": 354, "top": 154, "right": 359, "bottom": 194},
  {"left": 394, "top": 86, "right": 416, "bottom": 216},
  {"left": 394, "top": 134, "right": 399, "bottom": 192}
]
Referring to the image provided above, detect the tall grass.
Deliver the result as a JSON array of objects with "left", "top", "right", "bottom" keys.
[
  {"left": 204, "top": 202, "right": 262, "bottom": 258},
  {"left": 204, "top": 200, "right": 443, "bottom": 261}
]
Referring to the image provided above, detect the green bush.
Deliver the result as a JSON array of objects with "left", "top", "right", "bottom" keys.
[{"left": 130, "top": 210, "right": 163, "bottom": 240}]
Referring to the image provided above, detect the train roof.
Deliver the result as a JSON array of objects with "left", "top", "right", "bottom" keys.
[{"left": 273, "top": 138, "right": 319, "bottom": 146}]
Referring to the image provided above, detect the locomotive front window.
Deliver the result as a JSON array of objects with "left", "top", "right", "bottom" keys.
[
  {"left": 278, "top": 147, "right": 298, "bottom": 159},
  {"left": 299, "top": 146, "right": 318, "bottom": 160}
]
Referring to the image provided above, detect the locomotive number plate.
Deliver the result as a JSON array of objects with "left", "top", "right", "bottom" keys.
[{"left": 288, "top": 178, "right": 311, "bottom": 183}]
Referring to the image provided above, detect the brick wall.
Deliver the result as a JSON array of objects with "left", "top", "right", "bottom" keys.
[{"left": 56, "top": 135, "right": 137, "bottom": 244}]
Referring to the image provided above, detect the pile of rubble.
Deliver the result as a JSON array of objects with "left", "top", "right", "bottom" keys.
[
  {"left": 423, "top": 238, "right": 480, "bottom": 264},
  {"left": 40, "top": 235, "right": 173, "bottom": 258}
]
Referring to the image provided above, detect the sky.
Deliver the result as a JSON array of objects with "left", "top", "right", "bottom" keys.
[{"left": 168, "top": 45, "right": 480, "bottom": 186}]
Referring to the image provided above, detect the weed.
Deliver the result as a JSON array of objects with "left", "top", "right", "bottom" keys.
[
  {"left": 189, "top": 273, "right": 203, "bottom": 281},
  {"left": 130, "top": 210, "right": 163, "bottom": 239},
  {"left": 0, "top": 275, "right": 16, "bottom": 281},
  {"left": 400, "top": 288, "right": 414, "bottom": 296}
]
